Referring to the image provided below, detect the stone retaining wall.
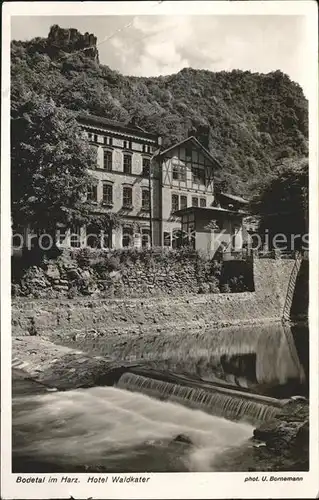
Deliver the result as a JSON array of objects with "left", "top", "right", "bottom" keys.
[
  {"left": 11, "top": 258, "right": 296, "bottom": 338},
  {"left": 12, "top": 249, "right": 225, "bottom": 299}
]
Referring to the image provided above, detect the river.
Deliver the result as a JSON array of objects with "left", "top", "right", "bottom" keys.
[{"left": 12, "top": 322, "right": 308, "bottom": 473}]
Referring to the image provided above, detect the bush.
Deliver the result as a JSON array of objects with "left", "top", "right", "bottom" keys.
[
  {"left": 67, "top": 285, "right": 78, "bottom": 299},
  {"left": 228, "top": 275, "right": 249, "bottom": 293},
  {"left": 220, "top": 283, "right": 231, "bottom": 293},
  {"left": 107, "top": 256, "right": 121, "bottom": 272},
  {"left": 73, "top": 247, "right": 93, "bottom": 268},
  {"left": 208, "top": 278, "right": 220, "bottom": 293}
]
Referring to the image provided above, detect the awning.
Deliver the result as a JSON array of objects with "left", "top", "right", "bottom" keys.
[{"left": 173, "top": 206, "right": 248, "bottom": 217}]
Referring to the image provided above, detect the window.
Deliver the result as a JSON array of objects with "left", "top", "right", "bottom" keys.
[
  {"left": 142, "top": 229, "right": 151, "bottom": 248},
  {"left": 70, "top": 227, "right": 81, "bottom": 248},
  {"left": 141, "top": 189, "right": 150, "bottom": 211},
  {"left": 185, "top": 147, "right": 192, "bottom": 159},
  {"left": 200, "top": 197, "right": 206, "bottom": 207},
  {"left": 171, "top": 194, "right": 179, "bottom": 213},
  {"left": 164, "top": 231, "right": 171, "bottom": 247},
  {"left": 142, "top": 157, "right": 150, "bottom": 177},
  {"left": 172, "top": 165, "right": 179, "bottom": 180},
  {"left": 192, "top": 166, "right": 205, "bottom": 185},
  {"left": 102, "top": 183, "right": 113, "bottom": 205},
  {"left": 104, "top": 136, "right": 108, "bottom": 145},
  {"left": 86, "top": 225, "right": 100, "bottom": 248},
  {"left": 88, "top": 132, "right": 92, "bottom": 141},
  {"left": 122, "top": 226, "right": 133, "bottom": 247},
  {"left": 101, "top": 229, "right": 112, "bottom": 249},
  {"left": 109, "top": 137, "right": 113, "bottom": 146},
  {"left": 172, "top": 229, "right": 183, "bottom": 249},
  {"left": 192, "top": 197, "right": 198, "bottom": 207},
  {"left": 123, "top": 154, "right": 132, "bottom": 174},
  {"left": 123, "top": 140, "right": 132, "bottom": 150},
  {"left": 181, "top": 215, "right": 196, "bottom": 249},
  {"left": 172, "top": 164, "right": 186, "bottom": 182},
  {"left": 180, "top": 195, "right": 187, "bottom": 209},
  {"left": 123, "top": 186, "right": 133, "bottom": 208},
  {"left": 94, "top": 134, "right": 98, "bottom": 143},
  {"left": 87, "top": 185, "right": 98, "bottom": 203},
  {"left": 56, "top": 227, "right": 67, "bottom": 246},
  {"left": 103, "top": 150, "right": 112, "bottom": 171}
]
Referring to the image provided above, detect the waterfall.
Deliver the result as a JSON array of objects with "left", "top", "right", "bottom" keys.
[{"left": 116, "top": 372, "right": 281, "bottom": 425}]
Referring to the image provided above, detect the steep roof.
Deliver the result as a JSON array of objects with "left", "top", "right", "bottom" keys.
[
  {"left": 77, "top": 112, "right": 158, "bottom": 140},
  {"left": 155, "top": 136, "right": 222, "bottom": 168},
  {"left": 219, "top": 192, "right": 249, "bottom": 205},
  {"left": 174, "top": 206, "right": 247, "bottom": 217}
]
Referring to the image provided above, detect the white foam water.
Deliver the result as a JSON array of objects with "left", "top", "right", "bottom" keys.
[
  {"left": 13, "top": 385, "right": 253, "bottom": 472},
  {"left": 116, "top": 372, "right": 280, "bottom": 424}
]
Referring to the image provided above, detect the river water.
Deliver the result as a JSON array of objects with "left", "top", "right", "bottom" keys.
[{"left": 12, "top": 323, "right": 308, "bottom": 473}]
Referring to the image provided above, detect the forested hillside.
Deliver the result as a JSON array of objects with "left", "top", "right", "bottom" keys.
[{"left": 11, "top": 26, "right": 308, "bottom": 196}]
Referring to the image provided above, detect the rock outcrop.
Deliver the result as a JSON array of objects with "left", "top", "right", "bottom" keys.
[{"left": 47, "top": 24, "right": 99, "bottom": 62}]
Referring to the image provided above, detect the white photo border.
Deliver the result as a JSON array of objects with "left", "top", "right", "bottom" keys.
[{"left": 1, "top": 1, "right": 318, "bottom": 498}]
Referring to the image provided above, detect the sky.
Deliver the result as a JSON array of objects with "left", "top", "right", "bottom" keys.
[{"left": 11, "top": 14, "right": 309, "bottom": 97}]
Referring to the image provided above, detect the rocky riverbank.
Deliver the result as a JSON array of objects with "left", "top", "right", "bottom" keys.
[{"left": 220, "top": 398, "right": 309, "bottom": 472}]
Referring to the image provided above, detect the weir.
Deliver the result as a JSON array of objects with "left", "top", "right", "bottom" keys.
[{"left": 116, "top": 372, "right": 282, "bottom": 425}]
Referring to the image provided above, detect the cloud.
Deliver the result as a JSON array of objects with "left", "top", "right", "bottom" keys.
[
  {"left": 11, "top": 15, "right": 309, "bottom": 96},
  {"left": 108, "top": 16, "right": 193, "bottom": 76}
]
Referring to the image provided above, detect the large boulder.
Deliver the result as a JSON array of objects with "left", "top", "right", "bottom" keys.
[
  {"left": 44, "top": 264, "right": 60, "bottom": 281},
  {"left": 172, "top": 434, "right": 193, "bottom": 446}
]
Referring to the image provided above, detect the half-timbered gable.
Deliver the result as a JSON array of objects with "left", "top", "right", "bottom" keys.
[{"left": 156, "top": 136, "right": 220, "bottom": 248}]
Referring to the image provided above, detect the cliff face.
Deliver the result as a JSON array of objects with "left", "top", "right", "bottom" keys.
[{"left": 47, "top": 24, "right": 99, "bottom": 62}]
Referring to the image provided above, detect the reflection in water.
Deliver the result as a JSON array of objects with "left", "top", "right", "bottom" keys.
[
  {"left": 12, "top": 386, "right": 253, "bottom": 472},
  {"left": 13, "top": 324, "right": 308, "bottom": 472},
  {"left": 63, "top": 324, "right": 308, "bottom": 398}
]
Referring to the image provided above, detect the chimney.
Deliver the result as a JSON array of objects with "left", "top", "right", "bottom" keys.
[
  {"left": 196, "top": 125, "right": 210, "bottom": 150},
  {"left": 188, "top": 124, "right": 210, "bottom": 150}
]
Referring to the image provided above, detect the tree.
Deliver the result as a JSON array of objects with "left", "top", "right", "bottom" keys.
[
  {"left": 250, "top": 158, "right": 308, "bottom": 250},
  {"left": 11, "top": 92, "right": 117, "bottom": 245}
]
